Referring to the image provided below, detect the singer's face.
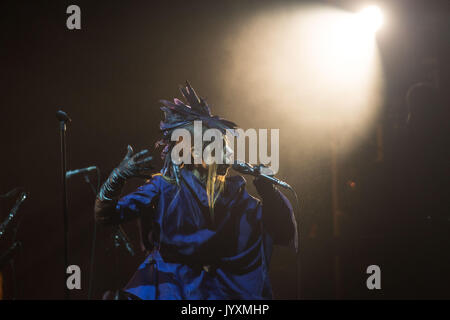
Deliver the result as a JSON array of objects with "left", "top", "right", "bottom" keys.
[
  {"left": 217, "top": 137, "right": 233, "bottom": 175},
  {"left": 200, "top": 136, "right": 232, "bottom": 175},
  {"left": 181, "top": 123, "right": 233, "bottom": 175}
]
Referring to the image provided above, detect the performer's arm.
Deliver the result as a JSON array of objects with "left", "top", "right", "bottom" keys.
[
  {"left": 95, "top": 145, "right": 153, "bottom": 225},
  {"left": 254, "top": 177, "right": 298, "bottom": 249}
]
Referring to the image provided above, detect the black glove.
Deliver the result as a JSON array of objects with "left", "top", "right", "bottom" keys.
[{"left": 97, "top": 145, "right": 153, "bottom": 202}]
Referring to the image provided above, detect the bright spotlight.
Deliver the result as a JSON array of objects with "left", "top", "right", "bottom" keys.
[
  {"left": 356, "top": 5, "right": 384, "bottom": 33},
  {"left": 222, "top": 4, "right": 384, "bottom": 152}
]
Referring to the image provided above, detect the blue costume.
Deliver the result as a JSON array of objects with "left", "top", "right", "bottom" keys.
[
  {"left": 95, "top": 82, "right": 297, "bottom": 299},
  {"left": 116, "top": 169, "right": 296, "bottom": 300}
]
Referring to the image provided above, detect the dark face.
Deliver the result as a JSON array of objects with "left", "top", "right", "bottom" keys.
[
  {"left": 177, "top": 123, "right": 234, "bottom": 176},
  {"left": 198, "top": 131, "right": 233, "bottom": 176},
  {"left": 214, "top": 135, "right": 233, "bottom": 176},
  {"left": 217, "top": 163, "right": 231, "bottom": 176}
]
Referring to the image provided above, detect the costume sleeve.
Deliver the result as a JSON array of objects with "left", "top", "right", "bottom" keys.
[
  {"left": 95, "top": 176, "right": 160, "bottom": 225},
  {"left": 254, "top": 177, "right": 298, "bottom": 249}
]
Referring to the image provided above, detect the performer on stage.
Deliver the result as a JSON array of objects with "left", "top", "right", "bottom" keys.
[{"left": 94, "top": 82, "right": 298, "bottom": 300}]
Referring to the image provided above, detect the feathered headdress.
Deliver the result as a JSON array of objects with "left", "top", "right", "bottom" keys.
[{"left": 156, "top": 81, "right": 238, "bottom": 177}]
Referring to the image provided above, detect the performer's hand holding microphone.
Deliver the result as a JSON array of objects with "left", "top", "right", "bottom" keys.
[{"left": 232, "top": 160, "right": 292, "bottom": 190}]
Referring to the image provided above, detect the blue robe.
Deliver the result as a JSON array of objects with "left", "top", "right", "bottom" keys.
[{"left": 114, "top": 169, "right": 297, "bottom": 300}]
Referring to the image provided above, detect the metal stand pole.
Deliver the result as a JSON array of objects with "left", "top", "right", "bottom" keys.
[
  {"left": 57, "top": 110, "right": 71, "bottom": 300},
  {"left": 84, "top": 173, "right": 99, "bottom": 300}
]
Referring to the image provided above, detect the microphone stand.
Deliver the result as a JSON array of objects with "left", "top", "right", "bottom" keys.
[
  {"left": 0, "top": 233, "right": 22, "bottom": 300},
  {"left": 111, "top": 225, "right": 135, "bottom": 299},
  {"left": 83, "top": 174, "right": 98, "bottom": 300},
  {"left": 83, "top": 171, "right": 134, "bottom": 299},
  {"left": 57, "top": 110, "right": 71, "bottom": 300},
  {"left": 0, "top": 188, "right": 27, "bottom": 299},
  {"left": 68, "top": 171, "right": 100, "bottom": 300},
  {"left": 110, "top": 225, "right": 135, "bottom": 300},
  {"left": 4, "top": 204, "right": 26, "bottom": 300}
]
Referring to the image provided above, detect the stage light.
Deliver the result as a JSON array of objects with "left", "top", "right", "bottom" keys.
[
  {"left": 221, "top": 4, "right": 385, "bottom": 153},
  {"left": 356, "top": 5, "right": 384, "bottom": 34}
]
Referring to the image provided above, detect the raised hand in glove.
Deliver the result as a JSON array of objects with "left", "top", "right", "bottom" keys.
[
  {"left": 97, "top": 145, "right": 153, "bottom": 202},
  {"left": 95, "top": 145, "right": 153, "bottom": 225}
]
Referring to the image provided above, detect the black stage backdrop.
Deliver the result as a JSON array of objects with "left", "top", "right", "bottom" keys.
[{"left": 0, "top": 0, "right": 449, "bottom": 300}]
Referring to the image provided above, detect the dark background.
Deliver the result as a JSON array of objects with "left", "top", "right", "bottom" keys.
[{"left": 0, "top": 0, "right": 449, "bottom": 299}]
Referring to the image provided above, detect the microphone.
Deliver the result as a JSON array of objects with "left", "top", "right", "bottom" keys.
[
  {"left": 0, "top": 192, "right": 28, "bottom": 239},
  {"left": 66, "top": 166, "right": 98, "bottom": 179},
  {"left": 56, "top": 110, "right": 72, "bottom": 123},
  {"left": 232, "top": 160, "right": 292, "bottom": 189}
]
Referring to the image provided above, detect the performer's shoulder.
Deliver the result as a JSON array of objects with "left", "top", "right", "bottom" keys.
[
  {"left": 141, "top": 173, "right": 173, "bottom": 189},
  {"left": 225, "top": 174, "right": 262, "bottom": 207},
  {"left": 152, "top": 172, "right": 186, "bottom": 188},
  {"left": 226, "top": 174, "right": 247, "bottom": 187},
  {"left": 224, "top": 174, "right": 251, "bottom": 198}
]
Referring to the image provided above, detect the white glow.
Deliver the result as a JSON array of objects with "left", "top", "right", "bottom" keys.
[
  {"left": 220, "top": 4, "right": 384, "bottom": 152},
  {"left": 356, "top": 5, "right": 384, "bottom": 33}
]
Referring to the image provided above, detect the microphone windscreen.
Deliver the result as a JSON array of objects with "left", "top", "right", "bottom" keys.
[{"left": 56, "top": 110, "right": 72, "bottom": 122}]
